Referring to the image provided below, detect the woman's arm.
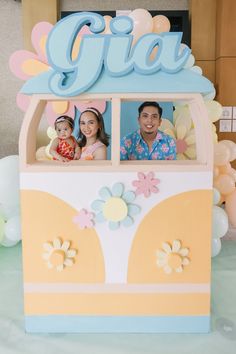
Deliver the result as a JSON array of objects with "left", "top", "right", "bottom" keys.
[{"left": 93, "top": 145, "right": 107, "bottom": 160}]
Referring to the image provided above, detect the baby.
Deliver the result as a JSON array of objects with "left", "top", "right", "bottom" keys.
[{"left": 50, "top": 116, "right": 81, "bottom": 162}]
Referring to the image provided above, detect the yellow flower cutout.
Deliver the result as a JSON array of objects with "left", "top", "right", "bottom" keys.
[
  {"left": 156, "top": 239, "right": 190, "bottom": 274},
  {"left": 42, "top": 237, "right": 77, "bottom": 271},
  {"left": 159, "top": 105, "right": 218, "bottom": 160}
]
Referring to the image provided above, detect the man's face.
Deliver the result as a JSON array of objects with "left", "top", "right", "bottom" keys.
[{"left": 138, "top": 106, "right": 162, "bottom": 136}]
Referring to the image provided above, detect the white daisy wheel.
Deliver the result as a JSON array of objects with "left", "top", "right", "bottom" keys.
[
  {"left": 156, "top": 239, "right": 190, "bottom": 274},
  {"left": 42, "top": 237, "right": 77, "bottom": 272}
]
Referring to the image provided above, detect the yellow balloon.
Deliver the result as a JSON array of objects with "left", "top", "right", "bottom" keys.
[
  {"left": 152, "top": 15, "right": 170, "bottom": 34},
  {"left": 220, "top": 140, "right": 236, "bottom": 162},
  {"left": 214, "top": 142, "right": 231, "bottom": 166},
  {"left": 205, "top": 100, "right": 223, "bottom": 122}
]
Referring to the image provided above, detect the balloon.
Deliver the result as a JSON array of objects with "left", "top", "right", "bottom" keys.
[
  {"left": 102, "top": 15, "right": 112, "bottom": 34},
  {"left": 218, "top": 162, "right": 232, "bottom": 174},
  {"left": 129, "top": 9, "right": 153, "bottom": 43},
  {"left": 220, "top": 140, "right": 236, "bottom": 162},
  {"left": 0, "top": 203, "right": 20, "bottom": 220},
  {"left": 183, "top": 54, "right": 195, "bottom": 68},
  {"left": 211, "top": 238, "right": 222, "bottom": 257},
  {"left": 213, "top": 166, "right": 220, "bottom": 179},
  {"left": 4, "top": 215, "right": 21, "bottom": 243},
  {"left": 190, "top": 66, "right": 203, "bottom": 75},
  {"left": 214, "top": 174, "right": 235, "bottom": 195},
  {"left": 0, "top": 155, "right": 20, "bottom": 206},
  {"left": 229, "top": 168, "right": 236, "bottom": 182},
  {"left": 214, "top": 142, "right": 231, "bottom": 166},
  {"left": 152, "top": 15, "right": 170, "bottom": 34},
  {"left": 205, "top": 100, "right": 222, "bottom": 122},
  {"left": 0, "top": 234, "right": 19, "bottom": 247},
  {"left": 36, "top": 146, "right": 48, "bottom": 161},
  {"left": 0, "top": 215, "right": 5, "bottom": 243},
  {"left": 225, "top": 189, "right": 236, "bottom": 227},
  {"left": 203, "top": 88, "right": 216, "bottom": 101},
  {"left": 212, "top": 205, "right": 229, "bottom": 239},
  {"left": 213, "top": 188, "right": 221, "bottom": 205}
]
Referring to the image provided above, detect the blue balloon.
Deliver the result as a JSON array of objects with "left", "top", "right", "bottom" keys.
[
  {"left": 212, "top": 205, "right": 228, "bottom": 239},
  {"left": 211, "top": 238, "right": 221, "bottom": 257}
]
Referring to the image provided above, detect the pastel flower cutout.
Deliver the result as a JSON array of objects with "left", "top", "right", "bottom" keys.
[
  {"left": 91, "top": 183, "right": 141, "bottom": 230},
  {"left": 73, "top": 209, "right": 95, "bottom": 229},
  {"left": 156, "top": 239, "right": 190, "bottom": 274},
  {"left": 9, "top": 22, "right": 106, "bottom": 126},
  {"left": 42, "top": 237, "right": 77, "bottom": 271},
  {"left": 132, "top": 172, "right": 160, "bottom": 198}
]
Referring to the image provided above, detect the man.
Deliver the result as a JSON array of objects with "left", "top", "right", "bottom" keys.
[{"left": 120, "top": 102, "right": 176, "bottom": 160}]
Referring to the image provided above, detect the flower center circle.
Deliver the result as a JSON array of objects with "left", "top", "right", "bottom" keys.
[
  {"left": 50, "top": 250, "right": 65, "bottom": 266},
  {"left": 103, "top": 197, "right": 128, "bottom": 222},
  {"left": 176, "top": 139, "right": 187, "bottom": 153},
  {"left": 168, "top": 253, "right": 182, "bottom": 269}
]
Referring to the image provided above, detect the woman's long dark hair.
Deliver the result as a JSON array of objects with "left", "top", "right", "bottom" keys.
[{"left": 77, "top": 107, "right": 110, "bottom": 147}]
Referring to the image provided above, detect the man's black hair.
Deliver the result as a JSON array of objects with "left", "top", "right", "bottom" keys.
[{"left": 138, "top": 101, "right": 163, "bottom": 118}]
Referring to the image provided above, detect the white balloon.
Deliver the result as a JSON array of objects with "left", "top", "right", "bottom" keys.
[
  {"left": 0, "top": 203, "right": 20, "bottom": 220},
  {"left": 203, "top": 88, "right": 216, "bottom": 101},
  {"left": 0, "top": 155, "right": 20, "bottom": 207},
  {"left": 212, "top": 205, "right": 229, "bottom": 239},
  {"left": 213, "top": 188, "right": 221, "bottom": 205},
  {"left": 190, "top": 66, "right": 203, "bottom": 75},
  {"left": 211, "top": 238, "right": 222, "bottom": 257},
  {"left": 4, "top": 215, "right": 21, "bottom": 242},
  {"left": 0, "top": 234, "right": 19, "bottom": 247}
]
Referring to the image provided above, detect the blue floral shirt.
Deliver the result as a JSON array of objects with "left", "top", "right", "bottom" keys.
[{"left": 120, "top": 130, "right": 176, "bottom": 160}]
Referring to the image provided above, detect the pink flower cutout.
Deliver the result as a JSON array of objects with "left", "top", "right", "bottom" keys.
[
  {"left": 73, "top": 209, "right": 95, "bottom": 229},
  {"left": 132, "top": 172, "right": 160, "bottom": 198},
  {"left": 9, "top": 22, "right": 106, "bottom": 126}
]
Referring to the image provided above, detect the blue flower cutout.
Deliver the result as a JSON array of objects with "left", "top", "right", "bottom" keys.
[{"left": 91, "top": 182, "right": 141, "bottom": 230}]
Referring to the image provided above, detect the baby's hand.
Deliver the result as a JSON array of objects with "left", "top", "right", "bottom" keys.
[{"left": 60, "top": 156, "right": 70, "bottom": 162}]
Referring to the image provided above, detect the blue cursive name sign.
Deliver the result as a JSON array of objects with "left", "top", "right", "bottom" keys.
[{"left": 46, "top": 12, "right": 191, "bottom": 96}]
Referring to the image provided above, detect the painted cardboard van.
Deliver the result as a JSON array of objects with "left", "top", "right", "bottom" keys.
[{"left": 18, "top": 12, "right": 214, "bottom": 333}]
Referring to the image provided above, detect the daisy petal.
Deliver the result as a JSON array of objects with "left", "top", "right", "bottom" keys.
[
  {"left": 162, "top": 242, "right": 172, "bottom": 254},
  {"left": 61, "top": 241, "right": 70, "bottom": 251},
  {"left": 109, "top": 221, "right": 120, "bottom": 230},
  {"left": 156, "top": 259, "right": 167, "bottom": 267},
  {"left": 64, "top": 258, "right": 73, "bottom": 266},
  {"left": 182, "top": 257, "right": 190, "bottom": 265},
  {"left": 53, "top": 238, "right": 61, "bottom": 249},
  {"left": 95, "top": 212, "right": 106, "bottom": 223},
  {"left": 47, "top": 261, "right": 53, "bottom": 269},
  {"left": 91, "top": 199, "right": 105, "bottom": 211},
  {"left": 162, "top": 128, "right": 176, "bottom": 139},
  {"left": 156, "top": 250, "right": 168, "bottom": 260},
  {"left": 128, "top": 204, "right": 141, "bottom": 216},
  {"left": 43, "top": 242, "right": 53, "bottom": 252},
  {"left": 177, "top": 153, "right": 187, "bottom": 160},
  {"left": 112, "top": 183, "right": 124, "bottom": 197},
  {"left": 163, "top": 265, "right": 172, "bottom": 274},
  {"left": 159, "top": 118, "right": 175, "bottom": 131},
  {"left": 172, "top": 240, "right": 181, "bottom": 252},
  {"left": 122, "top": 215, "right": 133, "bottom": 227},
  {"left": 185, "top": 134, "right": 195, "bottom": 145},
  {"left": 176, "top": 125, "right": 187, "bottom": 140},
  {"left": 99, "top": 187, "right": 112, "bottom": 200},
  {"left": 56, "top": 264, "right": 64, "bottom": 272},
  {"left": 179, "top": 248, "right": 189, "bottom": 256},
  {"left": 175, "top": 265, "right": 183, "bottom": 273},
  {"left": 67, "top": 249, "right": 76, "bottom": 258},
  {"left": 184, "top": 146, "right": 196, "bottom": 159},
  {"left": 123, "top": 191, "right": 136, "bottom": 203}
]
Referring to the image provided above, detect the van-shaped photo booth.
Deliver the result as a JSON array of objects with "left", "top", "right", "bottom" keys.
[{"left": 16, "top": 11, "right": 214, "bottom": 333}]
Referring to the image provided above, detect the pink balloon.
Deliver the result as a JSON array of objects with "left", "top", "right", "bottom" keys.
[
  {"left": 225, "top": 189, "right": 236, "bottom": 227},
  {"left": 214, "top": 174, "right": 235, "bottom": 195},
  {"left": 129, "top": 9, "right": 153, "bottom": 43},
  {"left": 214, "top": 142, "right": 231, "bottom": 166},
  {"left": 153, "top": 15, "right": 170, "bottom": 34}
]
